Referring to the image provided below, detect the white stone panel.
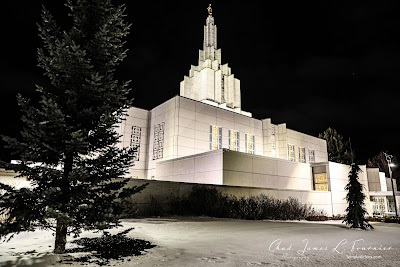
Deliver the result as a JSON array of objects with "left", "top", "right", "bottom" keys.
[
  {"left": 157, "top": 162, "right": 174, "bottom": 177},
  {"left": 250, "top": 174, "right": 270, "bottom": 188},
  {"left": 195, "top": 101, "right": 217, "bottom": 117},
  {"left": 195, "top": 130, "right": 210, "bottom": 142},
  {"left": 233, "top": 122, "right": 250, "bottom": 133},
  {"left": 165, "top": 97, "right": 177, "bottom": 111},
  {"left": 252, "top": 158, "right": 278, "bottom": 175},
  {"left": 178, "top": 107, "right": 196, "bottom": 120},
  {"left": 195, "top": 148, "right": 209, "bottom": 154},
  {"left": 217, "top": 107, "right": 234, "bottom": 121},
  {"left": 173, "top": 173, "right": 195, "bottom": 183},
  {"left": 178, "top": 136, "right": 195, "bottom": 148},
  {"left": 178, "top": 146, "right": 195, "bottom": 157},
  {"left": 173, "top": 158, "right": 195, "bottom": 175},
  {"left": 195, "top": 153, "right": 222, "bottom": 172},
  {"left": 234, "top": 113, "right": 250, "bottom": 126},
  {"left": 126, "top": 107, "right": 149, "bottom": 119},
  {"left": 223, "top": 152, "right": 253, "bottom": 173},
  {"left": 195, "top": 139, "right": 210, "bottom": 151},
  {"left": 254, "top": 119, "right": 262, "bottom": 129},
  {"left": 276, "top": 161, "right": 309, "bottom": 179},
  {"left": 216, "top": 118, "right": 234, "bottom": 129},
  {"left": 179, "top": 97, "right": 196, "bottom": 111},
  {"left": 379, "top": 172, "right": 387, "bottom": 191},
  {"left": 178, "top": 126, "right": 195, "bottom": 139},
  {"left": 331, "top": 191, "right": 347, "bottom": 205},
  {"left": 301, "top": 191, "right": 332, "bottom": 205},
  {"left": 195, "top": 112, "right": 217, "bottom": 125},
  {"left": 178, "top": 116, "right": 195, "bottom": 129},
  {"left": 223, "top": 170, "right": 254, "bottom": 187},
  {"left": 195, "top": 120, "right": 211, "bottom": 132},
  {"left": 194, "top": 171, "right": 223, "bottom": 185}
]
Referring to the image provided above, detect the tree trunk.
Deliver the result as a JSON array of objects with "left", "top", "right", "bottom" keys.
[
  {"left": 54, "top": 151, "right": 72, "bottom": 254},
  {"left": 54, "top": 219, "right": 68, "bottom": 254}
]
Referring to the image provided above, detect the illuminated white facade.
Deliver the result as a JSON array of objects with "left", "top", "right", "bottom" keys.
[
  {"left": 114, "top": 11, "right": 398, "bottom": 216},
  {"left": 1, "top": 8, "right": 398, "bottom": 219}
]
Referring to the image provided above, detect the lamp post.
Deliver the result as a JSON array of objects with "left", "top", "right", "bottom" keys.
[{"left": 384, "top": 152, "right": 398, "bottom": 217}]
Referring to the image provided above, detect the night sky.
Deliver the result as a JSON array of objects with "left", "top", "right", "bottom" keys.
[{"left": 1, "top": 1, "right": 399, "bottom": 164}]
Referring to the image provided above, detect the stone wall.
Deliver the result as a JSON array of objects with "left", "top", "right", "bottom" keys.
[{"left": 124, "top": 178, "right": 333, "bottom": 216}]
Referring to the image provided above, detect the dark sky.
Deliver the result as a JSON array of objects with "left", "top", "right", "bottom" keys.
[{"left": 1, "top": 1, "right": 399, "bottom": 164}]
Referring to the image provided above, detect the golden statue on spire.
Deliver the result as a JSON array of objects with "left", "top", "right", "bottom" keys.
[{"left": 207, "top": 4, "right": 212, "bottom": 16}]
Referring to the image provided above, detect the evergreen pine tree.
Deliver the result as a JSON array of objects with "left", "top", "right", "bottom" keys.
[
  {"left": 343, "top": 163, "right": 373, "bottom": 230},
  {"left": 318, "top": 127, "right": 354, "bottom": 165},
  {"left": 0, "top": 0, "right": 147, "bottom": 253}
]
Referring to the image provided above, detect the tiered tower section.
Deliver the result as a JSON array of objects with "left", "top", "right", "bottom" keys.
[{"left": 180, "top": 6, "right": 251, "bottom": 117}]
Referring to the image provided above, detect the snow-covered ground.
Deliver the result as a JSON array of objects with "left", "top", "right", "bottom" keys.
[{"left": 0, "top": 217, "right": 399, "bottom": 267}]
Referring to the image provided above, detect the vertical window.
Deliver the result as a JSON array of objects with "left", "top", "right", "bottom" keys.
[
  {"left": 270, "top": 126, "right": 276, "bottom": 157},
  {"left": 299, "top": 147, "right": 306, "bottom": 163},
  {"left": 210, "top": 125, "right": 222, "bottom": 150},
  {"left": 245, "top": 134, "right": 255, "bottom": 154},
  {"left": 130, "top": 126, "right": 141, "bottom": 161},
  {"left": 371, "top": 196, "right": 385, "bottom": 215},
  {"left": 221, "top": 75, "right": 225, "bottom": 103},
  {"left": 387, "top": 197, "right": 396, "bottom": 213},
  {"left": 287, "top": 144, "right": 295, "bottom": 162},
  {"left": 228, "top": 129, "right": 240, "bottom": 151},
  {"left": 153, "top": 122, "right": 164, "bottom": 160},
  {"left": 313, "top": 173, "right": 329, "bottom": 191},
  {"left": 309, "top": 149, "right": 315, "bottom": 163}
]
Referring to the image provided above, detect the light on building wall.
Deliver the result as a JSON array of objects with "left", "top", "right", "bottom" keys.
[{"left": 383, "top": 152, "right": 398, "bottom": 217}]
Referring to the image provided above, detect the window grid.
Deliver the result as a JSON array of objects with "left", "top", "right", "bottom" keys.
[
  {"left": 153, "top": 122, "right": 164, "bottom": 160},
  {"left": 371, "top": 196, "right": 385, "bottom": 215},
  {"left": 245, "top": 134, "right": 255, "bottom": 154},
  {"left": 210, "top": 125, "right": 222, "bottom": 150},
  {"left": 299, "top": 147, "right": 306, "bottom": 163},
  {"left": 288, "top": 144, "right": 295, "bottom": 162},
  {"left": 313, "top": 173, "right": 329, "bottom": 191},
  {"left": 228, "top": 129, "right": 240, "bottom": 151},
  {"left": 130, "top": 126, "right": 141, "bottom": 161},
  {"left": 309, "top": 149, "right": 315, "bottom": 163}
]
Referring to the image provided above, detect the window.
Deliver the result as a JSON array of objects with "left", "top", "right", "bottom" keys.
[
  {"left": 130, "top": 126, "right": 141, "bottom": 161},
  {"left": 309, "top": 149, "right": 315, "bottom": 163},
  {"left": 371, "top": 196, "right": 385, "bottom": 215},
  {"left": 153, "top": 122, "right": 165, "bottom": 160},
  {"left": 210, "top": 125, "right": 222, "bottom": 150},
  {"left": 228, "top": 129, "right": 239, "bottom": 151},
  {"left": 299, "top": 147, "right": 306, "bottom": 163},
  {"left": 313, "top": 173, "right": 329, "bottom": 191},
  {"left": 245, "top": 134, "right": 255, "bottom": 154},
  {"left": 287, "top": 144, "right": 295, "bottom": 162},
  {"left": 387, "top": 197, "right": 397, "bottom": 213}
]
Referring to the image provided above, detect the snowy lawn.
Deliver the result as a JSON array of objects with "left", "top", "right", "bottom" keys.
[{"left": 1, "top": 216, "right": 399, "bottom": 267}]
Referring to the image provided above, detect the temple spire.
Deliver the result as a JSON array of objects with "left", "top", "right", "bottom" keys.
[
  {"left": 203, "top": 4, "right": 217, "bottom": 52},
  {"left": 179, "top": 4, "right": 251, "bottom": 117}
]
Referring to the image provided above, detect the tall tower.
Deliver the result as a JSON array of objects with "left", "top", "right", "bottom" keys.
[{"left": 180, "top": 4, "right": 251, "bottom": 117}]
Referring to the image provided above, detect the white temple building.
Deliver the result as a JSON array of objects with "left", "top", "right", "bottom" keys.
[
  {"left": 113, "top": 7, "right": 399, "bottom": 216},
  {"left": 2, "top": 6, "right": 397, "bottom": 217}
]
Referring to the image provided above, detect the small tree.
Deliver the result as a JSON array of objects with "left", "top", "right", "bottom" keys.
[
  {"left": 318, "top": 127, "right": 354, "bottom": 165},
  {"left": 0, "top": 0, "right": 147, "bottom": 254},
  {"left": 343, "top": 163, "right": 373, "bottom": 230}
]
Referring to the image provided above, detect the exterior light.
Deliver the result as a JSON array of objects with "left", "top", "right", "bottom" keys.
[{"left": 383, "top": 152, "right": 398, "bottom": 217}]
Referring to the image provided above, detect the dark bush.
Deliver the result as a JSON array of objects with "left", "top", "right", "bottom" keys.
[
  {"left": 169, "top": 185, "right": 319, "bottom": 221},
  {"left": 384, "top": 216, "right": 400, "bottom": 223},
  {"left": 305, "top": 215, "right": 328, "bottom": 221}
]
